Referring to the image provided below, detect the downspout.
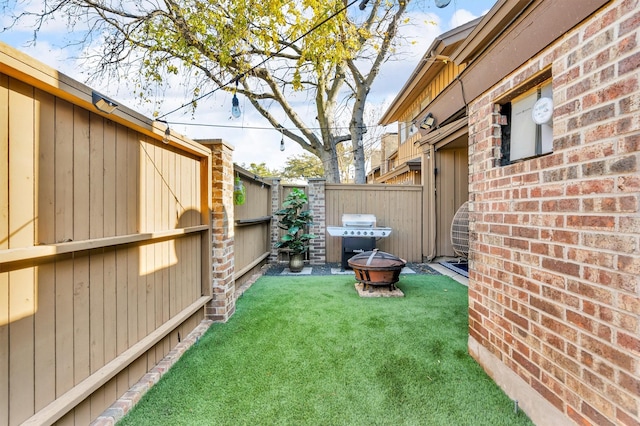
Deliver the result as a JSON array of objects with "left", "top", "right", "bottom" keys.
[{"left": 425, "top": 143, "right": 437, "bottom": 261}]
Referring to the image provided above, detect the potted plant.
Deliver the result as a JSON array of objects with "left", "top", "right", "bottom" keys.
[{"left": 274, "top": 188, "right": 316, "bottom": 272}]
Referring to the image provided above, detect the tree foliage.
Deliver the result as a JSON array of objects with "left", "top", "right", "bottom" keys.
[
  {"left": 2, "top": 0, "right": 412, "bottom": 183},
  {"left": 242, "top": 162, "right": 280, "bottom": 178},
  {"left": 281, "top": 153, "right": 324, "bottom": 181}
]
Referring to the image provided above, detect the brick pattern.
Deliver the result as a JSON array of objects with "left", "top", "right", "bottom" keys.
[
  {"left": 90, "top": 320, "right": 213, "bottom": 425},
  {"left": 307, "top": 179, "right": 327, "bottom": 264},
  {"left": 467, "top": 1, "right": 640, "bottom": 425},
  {"left": 269, "top": 178, "right": 282, "bottom": 263},
  {"left": 269, "top": 180, "right": 328, "bottom": 265},
  {"left": 202, "top": 140, "right": 236, "bottom": 322}
]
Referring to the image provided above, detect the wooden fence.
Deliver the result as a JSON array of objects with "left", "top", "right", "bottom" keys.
[
  {"left": 233, "top": 166, "right": 272, "bottom": 288},
  {"left": 325, "top": 184, "right": 423, "bottom": 262},
  {"left": 1, "top": 44, "right": 212, "bottom": 426}
]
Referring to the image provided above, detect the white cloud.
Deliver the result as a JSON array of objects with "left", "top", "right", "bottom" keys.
[{"left": 449, "top": 9, "right": 479, "bottom": 27}]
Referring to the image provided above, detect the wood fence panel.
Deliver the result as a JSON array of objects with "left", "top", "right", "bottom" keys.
[
  {"left": 0, "top": 73, "right": 7, "bottom": 426},
  {"left": 168, "top": 152, "right": 177, "bottom": 319},
  {"left": 73, "top": 108, "right": 91, "bottom": 389},
  {"left": 233, "top": 167, "right": 272, "bottom": 284},
  {"left": 104, "top": 248, "right": 118, "bottom": 362},
  {"left": 0, "top": 51, "right": 211, "bottom": 424},
  {"left": 34, "top": 262, "right": 56, "bottom": 414},
  {"left": 91, "top": 115, "right": 105, "bottom": 239},
  {"left": 108, "top": 121, "right": 122, "bottom": 368},
  {"left": 55, "top": 259, "right": 75, "bottom": 398},
  {"left": 112, "top": 250, "right": 127, "bottom": 358},
  {"left": 325, "top": 184, "right": 423, "bottom": 263},
  {"left": 0, "top": 74, "right": 6, "bottom": 426},
  {"left": 54, "top": 98, "right": 76, "bottom": 406},
  {"left": 33, "top": 80, "right": 56, "bottom": 411},
  {"left": 8, "top": 77, "right": 36, "bottom": 426},
  {"left": 55, "top": 99, "right": 74, "bottom": 244},
  {"left": 90, "top": 249, "right": 105, "bottom": 376},
  {"left": 153, "top": 143, "right": 163, "bottom": 333}
]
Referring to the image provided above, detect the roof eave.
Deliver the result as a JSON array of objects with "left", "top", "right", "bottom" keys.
[
  {"left": 450, "top": 0, "right": 534, "bottom": 64},
  {"left": 379, "top": 17, "right": 483, "bottom": 125}
]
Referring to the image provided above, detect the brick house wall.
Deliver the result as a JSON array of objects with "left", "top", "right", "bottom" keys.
[{"left": 467, "top": 1, "right": 639, "bottom": 426}]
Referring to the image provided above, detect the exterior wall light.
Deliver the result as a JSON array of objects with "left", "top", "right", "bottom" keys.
[
  {"left": 92, "top": 91, "right": 118, "bottom": 114},
  {"left": 420, "top": 113, "right": 436, "bottom": 131}
]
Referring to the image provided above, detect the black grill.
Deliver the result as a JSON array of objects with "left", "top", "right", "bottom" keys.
[{"left": 341, "top": 237, "right": 375, "bottom": 271}]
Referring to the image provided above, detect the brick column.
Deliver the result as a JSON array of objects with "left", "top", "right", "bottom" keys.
[
  {"left": 198, "top": 139, "right": 235, "bottom": 322},
  {"left": 269, "top": 178, "right": 282, "bottom": 263},
  {"left": 307, "top": 178, "right": 326, "bottom": 265}
]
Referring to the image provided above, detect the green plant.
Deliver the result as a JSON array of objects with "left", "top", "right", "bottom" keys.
[{"left": 274, "top": 188, "right": 316, "bottom": 255}]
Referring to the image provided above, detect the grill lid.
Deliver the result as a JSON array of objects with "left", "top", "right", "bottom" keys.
[
  {"left": 348, "top": 249, "right": 406, "bottom": 269},
  {"left": 342, "top": 213, "right": 376, "bottom": 227}
]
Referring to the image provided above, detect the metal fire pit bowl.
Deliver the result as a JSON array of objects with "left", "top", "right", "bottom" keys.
[{"left": 348, "top": 249, "right": 406, "bottom": 291}]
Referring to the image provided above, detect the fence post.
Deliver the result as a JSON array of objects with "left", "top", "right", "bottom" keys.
[
  {"left": 269, "top": 178, "right": 282, "bottom": 263},
  {"left": 198, "top": 139, "right": 236, "bottom": 322},
  {"left": 307, "top": 178, "right": 326, "bottom": 265}
]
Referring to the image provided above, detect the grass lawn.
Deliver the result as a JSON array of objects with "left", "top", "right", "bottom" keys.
[{"left": 118, "top": 274, "right": 533, "bottom": 425}]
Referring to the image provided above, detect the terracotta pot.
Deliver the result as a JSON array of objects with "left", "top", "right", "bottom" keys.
[{"left": 289, "top": 253, "right": 305, "bottom": 272}]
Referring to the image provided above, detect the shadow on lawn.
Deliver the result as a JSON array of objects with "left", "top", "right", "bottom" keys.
[{"left": 118, "top": 274, "right": 533, "bottom": 426}]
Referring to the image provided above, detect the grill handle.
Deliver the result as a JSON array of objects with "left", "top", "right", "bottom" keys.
[{"left": 365, "top": 249, "right": 379, "bottom": 266}]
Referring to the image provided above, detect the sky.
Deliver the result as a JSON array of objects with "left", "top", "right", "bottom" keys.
[{"left": 0, "top": 0, "right": 497, "bottom": 171}]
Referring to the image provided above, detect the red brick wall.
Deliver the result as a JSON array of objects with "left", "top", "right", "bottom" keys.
[
  {"left": 200, "top": 139, "right": 236, "bottom": 322},
  {"left": 467, "top": 1, "right": 639, "bottom": 425}
]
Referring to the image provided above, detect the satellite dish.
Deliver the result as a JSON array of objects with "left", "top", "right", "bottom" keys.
[{"left": 435, "top": 0, "right": 451, "bottom": 8}]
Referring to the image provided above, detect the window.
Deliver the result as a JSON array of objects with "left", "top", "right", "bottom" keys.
[
  {"left": 500, "top": 80, "right": 553, "bottom": 165},
  {"left": 399, "top": 121, "right": 418, "bottom": 145}
]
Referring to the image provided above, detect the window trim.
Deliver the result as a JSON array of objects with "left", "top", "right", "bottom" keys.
[{"left": 496, "top": 68, "right": 553, "bottom": 166}]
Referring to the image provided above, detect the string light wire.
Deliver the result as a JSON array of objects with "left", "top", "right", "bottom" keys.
[{"left": 156, "top": 0, "right": 361, "bottom": 120}]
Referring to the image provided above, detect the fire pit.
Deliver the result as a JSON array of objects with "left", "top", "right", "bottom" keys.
[
  {"left": 327, "top": 214, "right": 392, "bottom": 270},
  {"left": 348, "top": 249, "right": 406, "bottom": 291}
]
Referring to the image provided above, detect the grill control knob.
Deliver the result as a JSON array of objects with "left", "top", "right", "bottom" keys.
[
  {"left": 350, "top": 231, "right": 355, "bottom": 235},
  {"left": 356, "top": 231, "right": 361, "bottom": 235},
  {"left": 343, "top": 230, "right": 348, "bottom": 235},
  {"left": 381, "top": 231, "right": 386, "bottom": 236}
]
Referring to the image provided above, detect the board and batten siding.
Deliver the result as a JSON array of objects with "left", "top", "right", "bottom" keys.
[
  {"left": 435, "top": 147, "right": 470, "bottom": 257},
  {"left": 325, "top": 184, "right": 423, "bottom": 263},
  {"left": 0, "top": 46, "right": 212, "bottom": 426}
]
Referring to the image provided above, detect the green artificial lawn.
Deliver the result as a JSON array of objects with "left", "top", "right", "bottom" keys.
[{"left": 119, "top": 275, "right": 533, "bottom": 426}]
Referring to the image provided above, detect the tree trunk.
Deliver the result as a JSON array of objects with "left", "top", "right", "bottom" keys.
[
  {"left": 320, "top": 147, "right": 341, "bottom": 183},
  {"left": 351, "top": 90, "right": 368, "bottom": 184},
  {"left": 353, "top": 132, "right": 366, "bottom": 184}
]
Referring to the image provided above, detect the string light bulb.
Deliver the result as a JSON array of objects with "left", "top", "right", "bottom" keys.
[
  {"left": 156, "top": 119, "right": 170, "bottom": 144},
  {"left": 280, "top": 130, "right": 285, "bottom": 151},
  {"left": 434, "top": 0, "right": 451, "bottom": 7},
  {"left": 231, "top": 94, "right": 241, "bottom": 118},
  {"left": 231, "top": 77, "right": 241, "bottom": 118}
]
